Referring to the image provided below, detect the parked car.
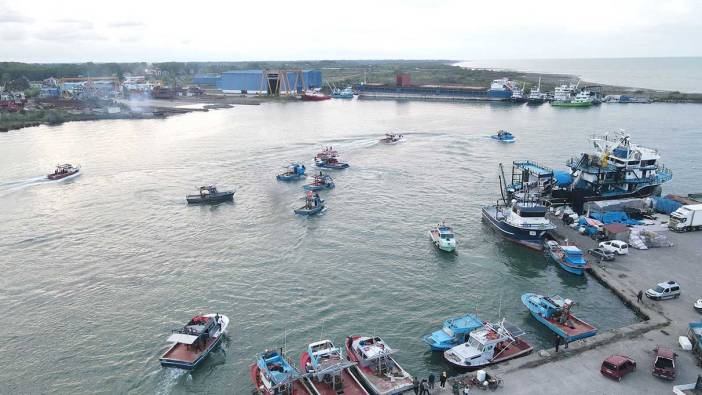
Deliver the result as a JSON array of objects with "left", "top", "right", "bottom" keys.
[
  {"left": 599, "top": 240, "right": 629, "bottom": 255},
  {"left": 646, "top": 281, "right": 681, "bottom": 300},
  {"left": 694, "top": 299, "right": 702, "bottom": 313},
  {"left": 651, "top": 346, "right": 677, "bottom": 380},
  {"left": 587, "top": 247, "right": 616, "bottom": 261},
  {"left": 601, "top": 355, "right": 636, "bottom": 381}
]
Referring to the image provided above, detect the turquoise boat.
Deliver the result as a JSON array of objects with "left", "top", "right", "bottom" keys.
[
  {"left": 544, "top": 240, "right": 590, "bottom": 275},
  {"left": 522, "top": 293, "right": 597, "bottom": 342},
  {"left": 422, "top": 313, "right": 483, "bottom": 351}
]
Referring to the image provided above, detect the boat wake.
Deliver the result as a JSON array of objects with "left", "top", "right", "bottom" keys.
[
  {"left": 155, "top": 368, "right": 188, "bottom": 395},
  {"left": 0, "top": 176, "right": 54, "bottom": 197}
]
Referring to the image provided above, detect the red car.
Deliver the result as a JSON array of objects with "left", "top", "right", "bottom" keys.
[
  {"left": 652, "top": 346, "right": 677, "bottom": 380},
  {"left": 601, "top": 355, "right": 636, "bottom": 381}
]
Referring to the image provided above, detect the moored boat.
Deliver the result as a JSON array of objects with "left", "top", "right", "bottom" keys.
[
  {"left": 526, "top": 77, "right": 547, "bottom": 105},
  {"left": 302, "top": 91, "right": 331, "bottom": 101},
  {"left": 315, "top": 147, "right": 349, "bottom": 169},
  {"left": 294, "top": 191, "right": 325, "bottom": 216},
  {"left": 300, "top": 340, "right": 368, "bottom": 395},
  {"left": 250, "top": 349, "right": 311, "bottom": 395},
  {"left": 443, "top": 319, "right": 532, "bottom": 370},
  {"left": 186, "top": 185, "right": 235, "bottom": 204},
  {"left": 422, "top": 313, "right": 483, "bottom": 351},
  {"left": 331, "top": 86, "right": 354, "bottom": 99},
  {"left": 379, "top": 133, "right": 404, "bottom": 144},
  {"left": 47, "top": 163, "right": 80, "bottom": 180},
  {"left": 277, "top": 163, "right": 307, "bottom": 181},
  {"left": 159, "top": 313, "right": 229, "bottom": 370},
  {"left": 521, "top": 293, "right": 597, "bottom": 342},
  {"left": 303, "top": 173, "right": 334, "bottom": 191},
  {"left": 544, "top": 240, "right": 590, "bottom": 275},
  {"left": 482, "top": 197, "right": 555, "bottom": 251},
  {"left": 429, "top": 222, "right": 457, "bottom": 252},
  {"left": 490, "top": 130, "right": 515, "bottom": 143},
  {"left": 345, "top": 335, "right": 414, "bottom": 395}
]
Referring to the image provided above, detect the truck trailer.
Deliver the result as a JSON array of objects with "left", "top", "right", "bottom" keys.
[{"left": 669, "top": 204, "right": 702, "bottom": 232}]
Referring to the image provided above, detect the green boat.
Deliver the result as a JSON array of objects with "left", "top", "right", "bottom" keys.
[{"left": 551, "top": 91, "right": 593, "bottom": 108}]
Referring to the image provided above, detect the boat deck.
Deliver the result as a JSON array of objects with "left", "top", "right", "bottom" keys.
[
  {"left": 492, "top": 338, "right": 533, "bottom": 363},
  {"left": 355, "top": 364, "right": 414, "bottom": 394},
  {"left": 162, "top": 337, "right": 216, "bottom": 363},
  {"left": 545, "top": 315, "right": 597, "bottom": 339},
  {"left": 308, "top": 369, "right": 368, "bottom": 395}
]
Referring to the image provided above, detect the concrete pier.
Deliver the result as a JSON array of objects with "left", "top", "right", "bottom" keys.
[{"left": 435, "top": 213, "right": 702, "bottom": 394}]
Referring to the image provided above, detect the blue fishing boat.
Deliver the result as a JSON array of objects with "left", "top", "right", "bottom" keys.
[
  {"left": 422, "top": 313, "right": 483, "bottom": 351},
  {"left": 303, "top": 173, "right": 335, "bottom": 191},
  {"left": 545, "top": 240, "right": 590, "bottom": 275},
  {"left": 277, "top": 163, "right": 306, "bottom": 181},
  {"left": 250, "top": 349, "right": 309, "bottom": 395},
  {"left": 490, "top": 130, "right": 515, "bottom": 143},
  {"left": 294, "top": 191, "right": 324, "bottom": 216},
  {"left": 315, "top": 147, "right": 349, "bottom": 169},
  {"left": 521, "top": 293, "right": 597, "bottom": 342}
]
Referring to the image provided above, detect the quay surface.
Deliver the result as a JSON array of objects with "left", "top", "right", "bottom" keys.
[{"left": 435, "top": 213, "right": 702, "bottom": 394}]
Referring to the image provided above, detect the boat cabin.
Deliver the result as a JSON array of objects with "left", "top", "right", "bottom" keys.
[
  {"left": 504, "top": 201, "right": 555, "bottom": 231},
  {"left": 526, "top": 295, "right": 572, "bottom": 320},
  {"left": 198, "top": 186, "right": 218, "bottom": 196}
]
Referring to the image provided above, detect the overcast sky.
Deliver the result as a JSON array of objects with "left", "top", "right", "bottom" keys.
[{"left": 1, "top": 0, "right": 700, "bottom": 63}]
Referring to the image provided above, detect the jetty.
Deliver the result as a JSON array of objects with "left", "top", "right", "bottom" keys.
[{"left": 436, "top": 211, "right": 702, "bottom": 394}]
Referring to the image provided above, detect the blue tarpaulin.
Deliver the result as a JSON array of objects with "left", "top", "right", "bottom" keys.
[
  {"left": 589, "top": 211, "right": 641, "bottom": 226},
  {"left": 652, "top": 197, "right": 682, "bottom": 215},
  {"left": 577, "top": 217, "right": 599, "bottom": 235},
  {"left": 553, "top": 171, "right": 573, "bottom": 187}
]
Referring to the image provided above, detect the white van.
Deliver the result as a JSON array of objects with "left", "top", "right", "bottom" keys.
[{"left": 599, "top": 240, "right": 629, "bottom": 255}]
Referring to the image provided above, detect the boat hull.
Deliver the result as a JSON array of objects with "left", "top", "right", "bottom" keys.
[
  {"left": 47, "top": 169, "right": 80, "bottom": 180},
  {"left": 521, "top": 294, "right": 597, "bottom": 342},
  {"left": 443, "top": 340, "right": 533, "bottom": 370},
  {"left": 186, "top": 191, "right": 235, "bottom": 204},
  {"left": 490, "top": 136, "right": 515, "bottom": 143},
  {"left": 294, "top": 205, "right": 324, "bottom": 215},
  {"left": 551, "top": 101, "right": 592, "bottom": 108},
  {"left": 303, "top": 182, "right": 334, "bottom": 191},
  {"left": 420, "top": 333, "right": 456, "bottom": 351},
  {"left": 315, "top": 162, "right": 349, "bottom": 170},
  {"left": 545, "top": 249, "right": 589, "bottom": 275},
  {"left": 249, "top": 364, "right": 312, "bottom": 395},
  {"left": 481, "top": 206, "right": 550, "bottom": 251},
  {"left": 277, "top": 174, "right": 305, "bottom": 181}
]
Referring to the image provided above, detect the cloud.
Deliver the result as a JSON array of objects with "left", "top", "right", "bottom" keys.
[
  {"left": 0, "top": 25, "right": 28, "bottom": 41},
  {"left": 108, "top": 20, "right": 144, "bottom": 28},
  {"left": 54, "top": 18, "right": 94, "bottom": 30},
  {"left": 0, "top": 5, "right": 33, "bottom": 23}
]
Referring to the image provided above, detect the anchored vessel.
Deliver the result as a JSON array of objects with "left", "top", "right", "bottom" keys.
[
  {"left": 302, "top": 91, "right": 331, "bottom": 101},
  {"left": 331, "top": 86, "right": 354, "bottom": 99},
  {"left": 159, "top": 313, "right": 229, "bottom": 370},
  {"left": 482, "top": 197, "right": 556, "bottom": 251},
  {"left": 429, "top": 222, "right": 457, "bottom": 252},
  {"left": 356, "top": 77, "right": 517, "bottom": 102},
  {"left": 186, "top": 185, "right": 235, "bottom": 204},
  {"left": 345, "top": 335, "right": 414, "bottom": 395},
  {"left": 544, "top": 240, "right": 590, "bottom": 275},
  {"left": 443, "top": 319, "right": 533, "bottom": 370},
  {"left": 315, "top": 147, "right": 349, "bottom": 169},
  {"left": 295, "top": 191, "right": 324, "bottom": 215},
  {"left": 277, "top": 163, "right": 307, "bottom": 181},
  {"left": 300, "top": 340, "right": 368, "bottom": 395},
  {"left": 522, "top": 293, "right": 597, "bottom": 342},
  {"left": 47, "top": 163, "right": 80, "bottom": 180},
  {"left": 250, "top": 349, "right": 310, "bottom": 395},
  {"left": 422, "top": 313, "right": 483, "bottom": 351},
  {"left": 526, "top": 77, "right": 548, "bottom": 105}
]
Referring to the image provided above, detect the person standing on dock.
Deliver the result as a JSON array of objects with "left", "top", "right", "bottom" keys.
[
  {"left": 637, "top": 290, "right": 644, "bottom": 303},
  {"left": 554, "top": 335, "right": 561, "bottom": 352},
  {"left": 440, "top": 371, "right": 447, "bottom": 388},
  {"left": 412, "top": 377, "right": 419, "bottom": 394},
  {"left": 428, "top": 373, "right": 435, "bottom": 389},
  {"left": 419, "top": 379, "right": 429, "bottom": 395}
]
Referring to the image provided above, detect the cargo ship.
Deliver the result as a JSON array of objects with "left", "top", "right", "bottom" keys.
[{"left": 356, "top": 74, "right": 516, "bottom": 102}]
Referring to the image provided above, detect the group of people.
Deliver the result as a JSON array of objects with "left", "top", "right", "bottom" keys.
[
  {"left": 412, "top": 372, "right": 448, "bottom": 394},
  {"left": 305, "top": 192, "right": 322, "bottom": 208}
]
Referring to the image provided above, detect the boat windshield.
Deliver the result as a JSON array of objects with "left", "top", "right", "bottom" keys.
[
  {"left": 468, "top": 336, "right": 482, "bottom": 349},
  {"left": 441, "top": 234, "right": 454, "bottom": 239}
]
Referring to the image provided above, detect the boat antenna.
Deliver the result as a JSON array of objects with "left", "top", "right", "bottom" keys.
[{"left": 498, "top": 293, "right": 503, "bottom": 321}]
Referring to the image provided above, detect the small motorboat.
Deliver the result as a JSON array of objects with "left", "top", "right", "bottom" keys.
[
  {"left": 545, "top": 240, "right": 590, "bottom": 275},
  {"left": 186, "top": 185, "right": 235, "bottom": 204},
  {"left": 331, "top": 86, "right": 354, "bottom": 99},
  {"left": 422, "top": 313, "right": 483, "bottom": 351},
  {"left": 301, "top": 91, "right": 331, "bottom": 101},
  {"left": 429, "top": 222, "right": 456, "bottom": 252},
  {"left": 277, "top": 163, "right": 306, "bottom": 181},
  {"left": 303, "top": 173, "right": 335, "bottom": 191},
  {"left": 315, "top": 147, "right": 349, "bottom": 169},
  {"left": 345, "top": 335, "right": 414, "bottom": 395},
  {"left": 47, "top": 163, "right": 80, "bottom": 180},
  {"left": 300, "top": 340, "right": 368, "bottom": 395},
  {"left": 294, "top": 191, "right": 325, "bottom": 216},
  {"left": 490, "top": 130, "right": 515, "bottom": 143},
  {"left": 694, "top": 299, "right": 702, "bottom": 313},
  {"left": 443, "top": 319, "right": 532, "bottom": 370},
  {"left": 522, "top": 293, "right": 597, "bottom": 342},
  {"left": 379, "top": 133, "right": 404, "bottom": 144},
  {"left": 250, "top": 349, "right": 310, "bottom": 395},
  {"left": 159, "top": 313, "right": 229, "bottom": 370}
]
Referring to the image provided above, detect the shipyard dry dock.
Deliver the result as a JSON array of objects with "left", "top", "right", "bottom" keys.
[{"left": 437, "top": 214, "right": 702, "bottom": 394}]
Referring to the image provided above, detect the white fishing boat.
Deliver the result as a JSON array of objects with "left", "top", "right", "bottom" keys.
[
  {"left": 345, "top": 335, "right": 414, "bottom": 395},
  {"left": 429, "top": 222, "right": 456, "bottom": 252}
]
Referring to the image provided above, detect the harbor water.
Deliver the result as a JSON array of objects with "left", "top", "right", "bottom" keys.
[{"left": 1, "top": 100, "right": 701, "bottom": 393}]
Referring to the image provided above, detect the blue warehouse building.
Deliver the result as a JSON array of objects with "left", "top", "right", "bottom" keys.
[{"left": 193, "top": 70, "right": 322, "bottom": 94}]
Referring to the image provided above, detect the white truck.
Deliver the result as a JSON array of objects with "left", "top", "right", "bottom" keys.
[{"left": 669, "top": 204, "right": 702, "bottom": 232}]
